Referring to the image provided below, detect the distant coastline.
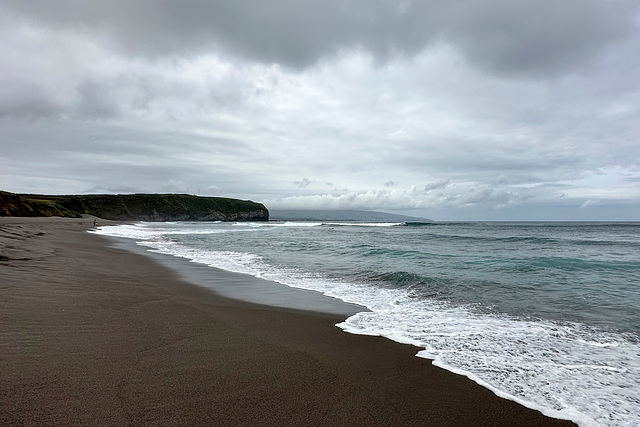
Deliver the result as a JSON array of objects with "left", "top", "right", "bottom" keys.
[{"left": 269, "top": 209, "right": 432, "bottom": 223}]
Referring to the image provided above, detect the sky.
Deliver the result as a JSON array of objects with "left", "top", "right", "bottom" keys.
[{"left": 1, "top": 0, "right": 639, "bottom": 220}]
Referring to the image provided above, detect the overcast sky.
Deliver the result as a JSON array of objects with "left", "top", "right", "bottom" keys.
[{"left": 1, "top": 0, "right": 639, "bottom": 220}]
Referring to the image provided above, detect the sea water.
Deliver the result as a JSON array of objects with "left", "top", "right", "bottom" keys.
[{"left": 94, "top": 221, "right": 640, "bottom": 426}]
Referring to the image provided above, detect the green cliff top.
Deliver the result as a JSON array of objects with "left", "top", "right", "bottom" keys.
[{"left": 0, "top": 191, "right": 269, "bottom": 222}]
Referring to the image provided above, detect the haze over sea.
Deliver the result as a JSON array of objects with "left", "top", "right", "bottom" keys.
[{"left": 96, "top": 218, "right": 640, "bottom": 427}]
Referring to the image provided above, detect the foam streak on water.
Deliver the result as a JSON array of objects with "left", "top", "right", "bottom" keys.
[{"left": 93, "top": 221, "right": 640, "bottom": 427}]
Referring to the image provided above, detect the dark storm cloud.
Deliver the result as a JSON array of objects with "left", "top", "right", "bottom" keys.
[{"left": 2, "top": 0, "right": 631, "bottom": 76}]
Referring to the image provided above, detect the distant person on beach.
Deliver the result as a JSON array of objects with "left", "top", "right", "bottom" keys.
[{"left": 93, "top": 219, "right": 97, "bottom": 226}]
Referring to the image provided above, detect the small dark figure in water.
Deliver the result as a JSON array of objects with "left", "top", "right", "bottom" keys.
[{"left": 93, "top": 219, "right": 97, "bottom": 226}]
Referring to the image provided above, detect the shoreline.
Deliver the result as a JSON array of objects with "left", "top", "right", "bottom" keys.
[
  {"left": 103, "top": 234, "right": 367, "bottom": 317},
  {"left": 0, "top": 217, "right": 576, "bottom": 426}
]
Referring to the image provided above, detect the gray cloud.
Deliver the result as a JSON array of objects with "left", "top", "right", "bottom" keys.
[
  {"left": 294, "top": 178, "right": 314, "bottom": 188},
  {"left": 75, "top": 80, "right": 121, "bottom": 119},
  {"left": 424, "top": 179, "right": 450, "bottom": 193},
  {"left": 443, "top": 0, "right": 632, "bottom": 77},
  {"left": 0, "top": 85, "right": 61, "bottom": 119},
  {"left": 1, "top": 0, "right": 632, "bottom": 76}
]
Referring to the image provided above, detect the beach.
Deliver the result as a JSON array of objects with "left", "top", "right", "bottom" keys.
[{"left": 0, "top": 217, "right": 575, "bottom": 426}]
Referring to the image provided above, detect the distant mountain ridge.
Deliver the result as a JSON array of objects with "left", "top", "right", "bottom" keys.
[
  {"left": 270, "top": 209, "right": 432, "bottom": 223},
  {"left": 0, "top": 191, "right": 269, "bottom": 222}
]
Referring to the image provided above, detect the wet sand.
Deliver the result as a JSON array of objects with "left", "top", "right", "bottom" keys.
[{"left": 0, "top": 217, "right": 575, "bottom": 426}]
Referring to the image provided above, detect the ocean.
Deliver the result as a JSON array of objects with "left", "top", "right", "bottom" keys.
[{"left": 94, "top": 220, "right": 640, "bottom": 427}]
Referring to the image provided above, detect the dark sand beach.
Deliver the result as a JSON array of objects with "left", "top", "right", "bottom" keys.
[{"left": 0, "top": 217, "right": 575, "bottom": 426}]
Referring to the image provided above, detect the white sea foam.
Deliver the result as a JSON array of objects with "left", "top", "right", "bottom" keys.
[
  {"left": 233, "top": 221, "right": 323, "bottom": 228},
  {"left": 94, "top": 223, "right": 640, "bottom": 427},
  {"left": 232, "top": 221, "right": 404, "bottom": 228},
  {"left": 322, "top": 222, "right": 405, "bottom": 227},
  {"left": 279, "top": 221, "right": 323, "bottom": 227},
  {"left": 340, "top": 304, "right": 639, "bottom": 427}
]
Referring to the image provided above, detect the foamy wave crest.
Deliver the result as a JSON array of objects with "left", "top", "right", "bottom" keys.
[
  {"left": 339, "top": 301, "right": 638, "bottom": 427},
  {"left": 233, "top": 221, "right": 404, "bottom": 228},
  {"left": 92, "top": 222, "right": 226, "bottom": 239},
  {"left": 232, "top": 221, "right": 323, "bottom": 228},
  {"left": 322, "top": 222, "right": 405, "bottom": 227},
  {"left": 150, "top": 242, "right": 263, "bottom": 277},
  {"left": 91, "top": 223, "right": 162, "bottom": 240}
]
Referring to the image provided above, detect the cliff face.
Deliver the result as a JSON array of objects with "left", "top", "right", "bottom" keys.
[{"left": 0, "top": 192, "right": 269, "bottom": 222}]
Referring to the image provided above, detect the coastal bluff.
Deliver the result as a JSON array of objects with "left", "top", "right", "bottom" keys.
[{"left": 0, "top": 191, "right": 269, "bottom": 222}]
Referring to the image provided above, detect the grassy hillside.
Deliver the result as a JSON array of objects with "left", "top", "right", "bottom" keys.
[
  {"left": 0, "top": 191, "right": 80, "bottom": 218},
  {"left": 0, "top": 192, "right": 269, "bottom": 221}
]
